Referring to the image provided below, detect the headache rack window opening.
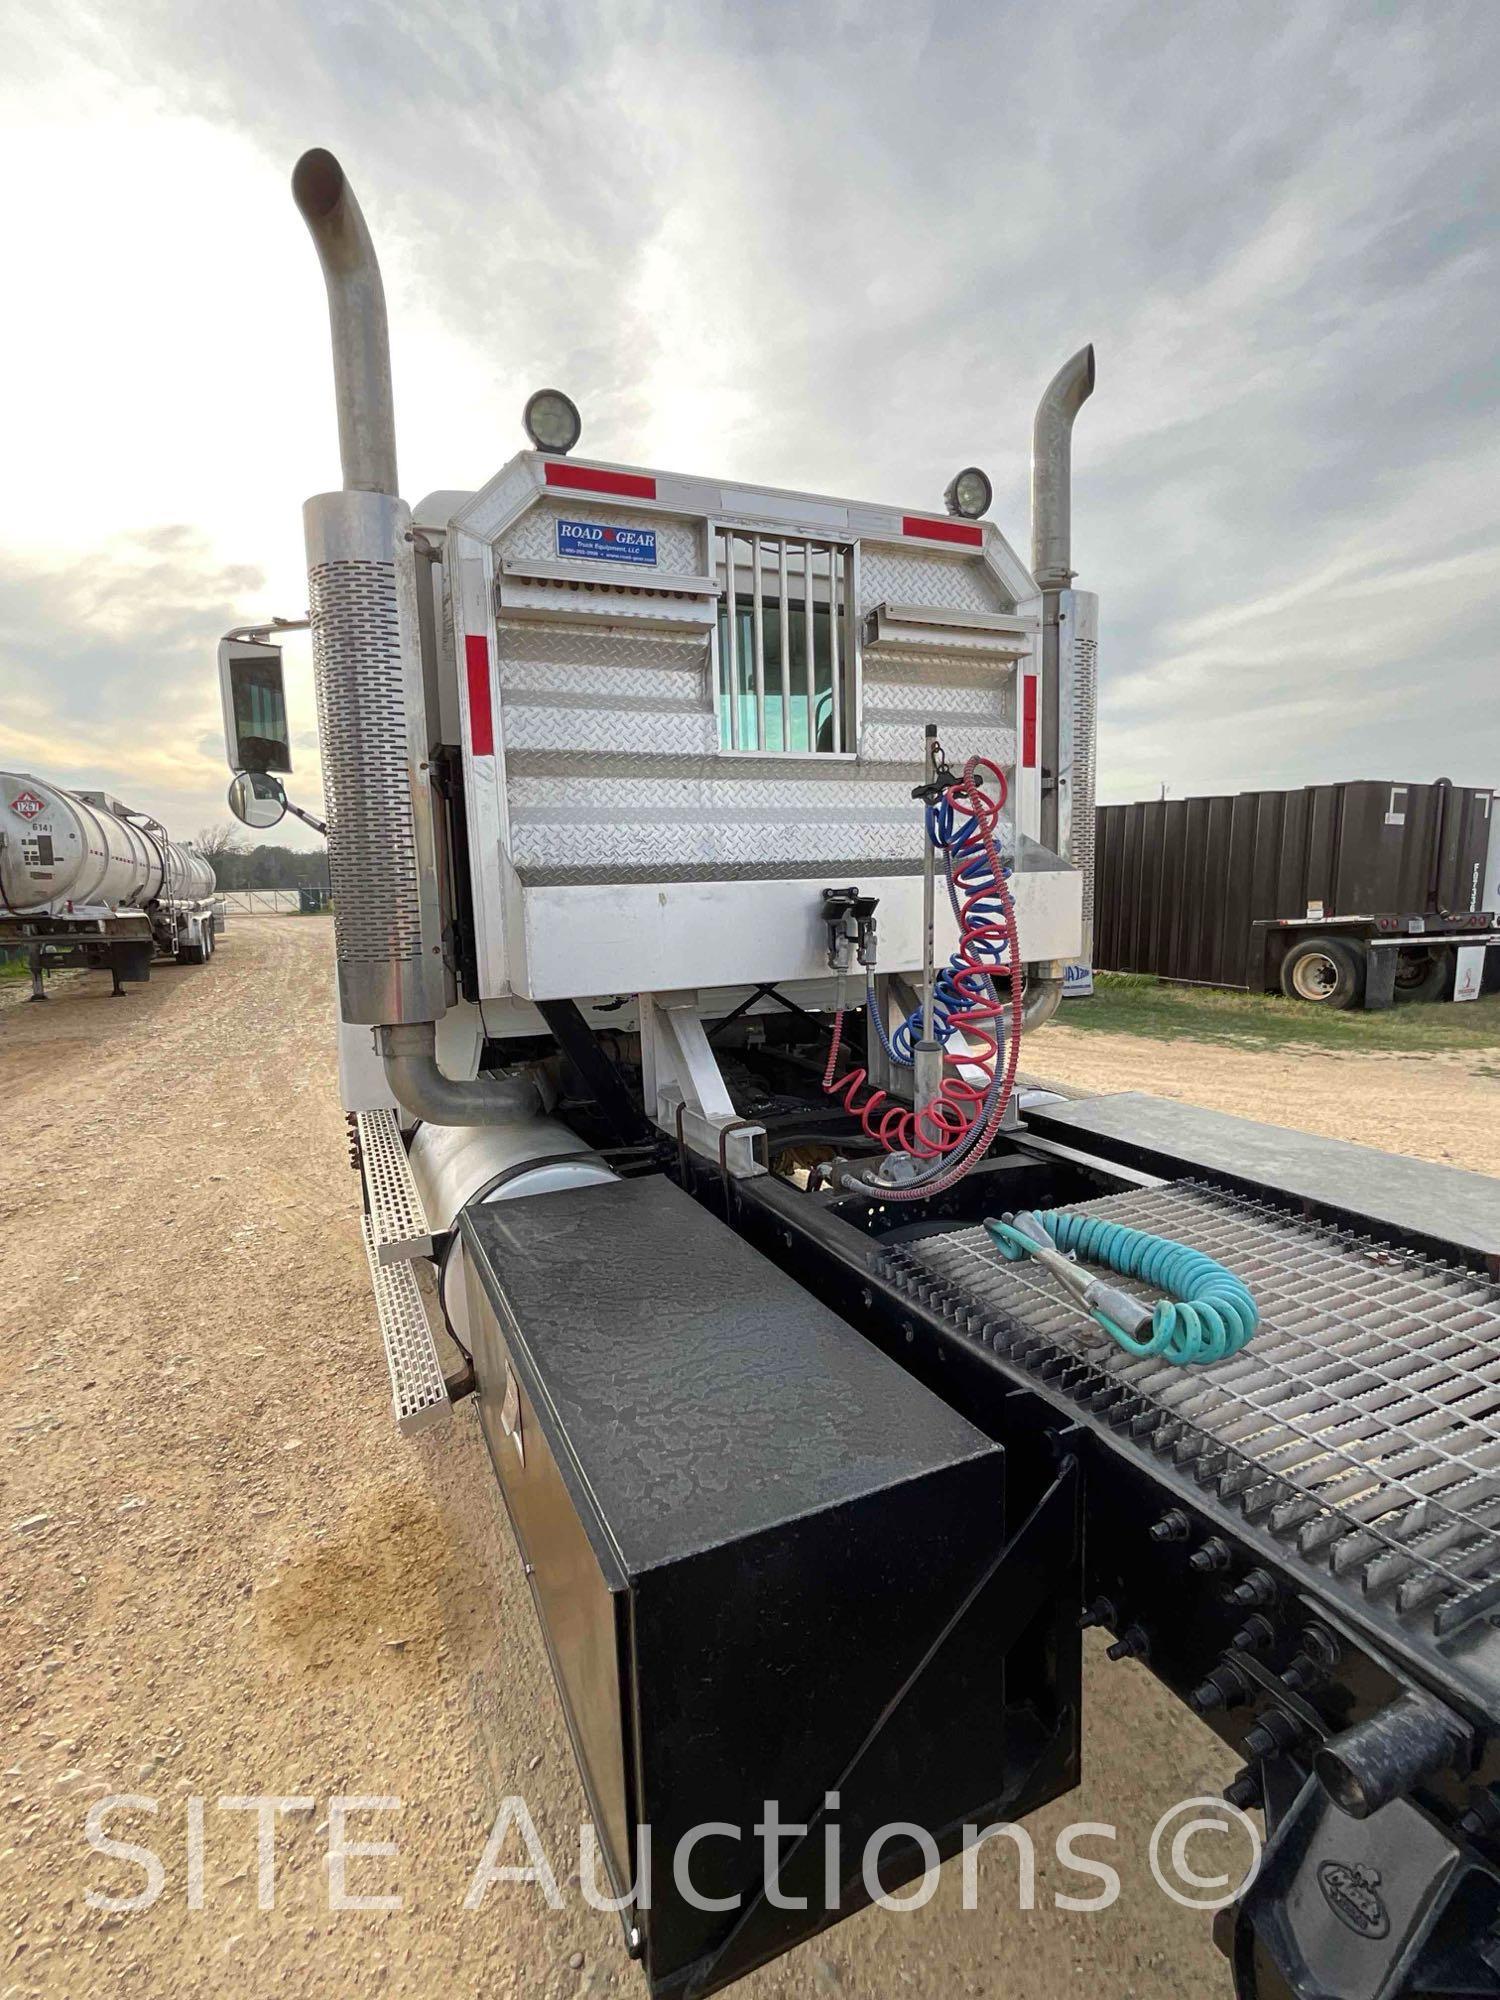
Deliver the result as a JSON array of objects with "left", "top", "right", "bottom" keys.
[{"left": 714, "top": 528, "right": 858, "bottom": 756}]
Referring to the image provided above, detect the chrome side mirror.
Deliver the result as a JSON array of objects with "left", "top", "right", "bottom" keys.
[{"left": 218, "top": 638, "right": 292, "bottom": 774}]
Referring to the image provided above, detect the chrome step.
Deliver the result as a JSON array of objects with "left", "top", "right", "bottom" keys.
[
  {"left": 361, "top": 1217, "right": 450, "bottom": 1436},
  {"left": 357, "top": 1108, "right": 434, "bottom": 1264}
]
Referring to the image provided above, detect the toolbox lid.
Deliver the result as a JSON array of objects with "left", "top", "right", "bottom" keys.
[{"left": 460, "top": 1174, "right": 1000, "bottom": 1573}]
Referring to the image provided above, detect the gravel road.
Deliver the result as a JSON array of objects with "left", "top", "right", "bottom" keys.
[{"left": 7, "top": 918, "right": 1488, "bottom": 1998}]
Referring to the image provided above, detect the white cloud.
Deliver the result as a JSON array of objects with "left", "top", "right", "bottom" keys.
[{"left": 0, "top": 0, "right": 1496, "bottom": 844}]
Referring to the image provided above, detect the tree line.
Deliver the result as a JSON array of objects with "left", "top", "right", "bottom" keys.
[{"left": 195, "top": 826, "right": 331, "bottom": 892}]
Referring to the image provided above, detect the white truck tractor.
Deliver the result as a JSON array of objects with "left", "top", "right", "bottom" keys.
[{"left": 218, "top": 149, "right": 1500, "bottom": 2000}]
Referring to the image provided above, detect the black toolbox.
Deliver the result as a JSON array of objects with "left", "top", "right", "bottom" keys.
[{"left": 461, "top": 1174, "right": 1078, "bottom": 1996}]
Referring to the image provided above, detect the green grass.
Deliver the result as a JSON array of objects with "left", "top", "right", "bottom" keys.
[{"left": 1061, "top": 971, "right": 1500, "bottom": 1054}]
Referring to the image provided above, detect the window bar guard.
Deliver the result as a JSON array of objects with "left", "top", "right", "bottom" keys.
[
  {"left": 829, "top": 544, "right": 842, "bottom": 755},
  {"left": 722, "top": 530, "right": 740, "bottom": 750},
  {"left": 802, "top": 541, "right": 816, "bottom": 749},
  {"left": 777, "top": 541, "right": 791, "bottom": 751},
  {"left": 750, "top": 533, "right": 765, "bottom": 752},
  {"left": 717, "top": 529, "right": 855, "bottom": 754}
]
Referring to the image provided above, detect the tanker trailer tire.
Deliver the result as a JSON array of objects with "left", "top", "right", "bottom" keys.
[
  {"left": 1280, "top": 934, "right": 1363, "bottom": 1009},
  {"left": 176, "top": 934, "right": 207, "bottom": 966},
  {"left": 1392, "top": 944, "right": 1452, "bottom": 1004}
]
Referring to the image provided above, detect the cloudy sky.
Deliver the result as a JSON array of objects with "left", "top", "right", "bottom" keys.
[{"left": 1, "top": 1, "right": 1496, "bottom": 852}]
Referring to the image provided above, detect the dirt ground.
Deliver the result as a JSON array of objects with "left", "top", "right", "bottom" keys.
[
  {"left": 4, "top": 918, "right": 1493, "bottom": 1999},
  {"left": 1034, "top": 1018, "right": 1500, "bottom": 1177}
]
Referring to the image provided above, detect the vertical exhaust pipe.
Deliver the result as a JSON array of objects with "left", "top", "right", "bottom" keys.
[
  {"left": 295, "top": 150, "right": 446, "bottom": 1030},
  {"left": 1031, "top": 344, "right": 1096, "bottom": 591},
  {"left": 1030, "top": 346, "right": 1097, "bottom": 984},
  {"left": 292, "top": 149, "right": 524, "bottom": 1120},
  {"left": 292, "top": 148, "right": 399, "bottom": 497}
]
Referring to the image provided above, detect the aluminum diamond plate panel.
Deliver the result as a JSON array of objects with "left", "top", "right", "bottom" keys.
[
  {"left": 481, "top": 518, "right": 1027, "bottom": 898},
  {"left": 509, "top": 818, "right": 928, "bottom": 875},
  {"left": 859, "top": 544, "right": 1010, "bottom": 615},
  {"left": 500, "top": 703, "right": 719, "bottom": 758},
  {"left": 862, "top": 680, "right": 1012, "bottom": 721},
  {"left": 500, "top": 501, "right": 701, "bottom": 574},
  {"left": 858, "top": 723, "right": 1016, "bottom": 769},
  {"left": 498, "top": 660, "right": 707, "bottom": 705},
  {"left": 507, "top": 773, "right": 933, "bottom": 815},
  {"left": 498, "top": 626, "right": 709, "bottom": 672}
]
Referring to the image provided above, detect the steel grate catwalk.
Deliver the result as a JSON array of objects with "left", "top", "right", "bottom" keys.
[{"left": 889, "top": 1184, "right": 1500, "bottom": 1638}]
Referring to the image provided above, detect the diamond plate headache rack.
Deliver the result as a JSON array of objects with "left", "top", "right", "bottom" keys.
[{"left": 888, "top": 1183, "right": 1500, "bottom": 1640}]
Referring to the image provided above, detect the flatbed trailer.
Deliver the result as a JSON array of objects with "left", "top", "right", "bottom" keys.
[{"left": 220, "top": 149, "right": 1500, "bottom": 2000}]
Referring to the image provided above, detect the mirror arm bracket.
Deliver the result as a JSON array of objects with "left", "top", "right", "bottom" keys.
[
  {"left": 224, "top": 615, "right": 310, "bottom": 643},
  {"left": 284, "top": 797, "right": 328, "bottom": 838}
]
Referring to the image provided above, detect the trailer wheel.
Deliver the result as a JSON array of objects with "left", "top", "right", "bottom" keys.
[
  {"left": 176, "top": 937, "right": 206, "bottom": 966},
  {"left": 1280, "top": 935, "right": 1363, "bottom": 1008},
  {"left": 1393, "top": 944, "right": 1452, "bottom": 1004}
]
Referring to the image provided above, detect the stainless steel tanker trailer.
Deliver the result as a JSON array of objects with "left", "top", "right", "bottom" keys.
[
  {"left": 221, "top": 149, "right": 1500, "bottom": 2000},
  {"left": 0, "top": 773, "right": 220, "bottom": 998}
]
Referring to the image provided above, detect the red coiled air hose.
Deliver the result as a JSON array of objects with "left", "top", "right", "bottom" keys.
[{"left": 822, "top": 757, "right": 1023, "bottom": 1194}]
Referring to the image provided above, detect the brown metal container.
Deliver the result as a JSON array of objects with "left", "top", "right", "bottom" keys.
[{"left": 1094, "top": 780, "right": 1495, "bottom": 989}]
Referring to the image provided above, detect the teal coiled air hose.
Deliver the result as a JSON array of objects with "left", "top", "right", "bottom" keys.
[{"left": 984, "top": 1210, "right": 1259, "bottom": 1366}]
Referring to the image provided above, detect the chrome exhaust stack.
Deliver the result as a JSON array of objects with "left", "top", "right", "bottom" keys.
[
  {"left": 294, "top": 148, "right": 445, "bottom": 1029},
  {"left": 1030, "top": 344, "right": 1095, "bottom": 594},
  {"left": 1030, "top": 345, "right": 1098, "bottom": 963},
  {"left": 292, "top": 149, "right": 399, "bottom": 496}
]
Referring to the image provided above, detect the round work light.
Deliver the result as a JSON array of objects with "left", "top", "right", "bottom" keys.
[
  {"left": 943, "top": 466, "right": 993, "bottom": 519},
  {"left": 523, "top": 388, "right": 582, "bottom": 455}
]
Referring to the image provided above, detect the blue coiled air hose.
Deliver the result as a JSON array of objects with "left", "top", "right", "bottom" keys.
[
  {"left": 883, "top": 793, "right": 1013, "bottom": 1065},
  {"left": 984, "top": 1210, "right": 1259, "bottom": 1366}
]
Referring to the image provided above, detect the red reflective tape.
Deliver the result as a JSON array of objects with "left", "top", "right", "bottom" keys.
[
  {"left": 543, "top": 461, "right": 656, "bottom": 500},
  {"left": 1022, "top": 675, "right": 1038, "bottom": 768},
  {"left": 465, "top": 634, "right": 494, "bottom": 756},
  {"left": 901, "top": 514, "right": 984, "bottom": 547}
]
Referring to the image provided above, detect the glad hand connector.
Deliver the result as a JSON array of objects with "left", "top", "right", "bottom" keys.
[{"left": 821, "top": 886, "right": 879, "bottom": 976}]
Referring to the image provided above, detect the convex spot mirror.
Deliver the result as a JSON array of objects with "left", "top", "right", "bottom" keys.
[{"left": 228, "top": 771, "right": 287, "bottom": 830}]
